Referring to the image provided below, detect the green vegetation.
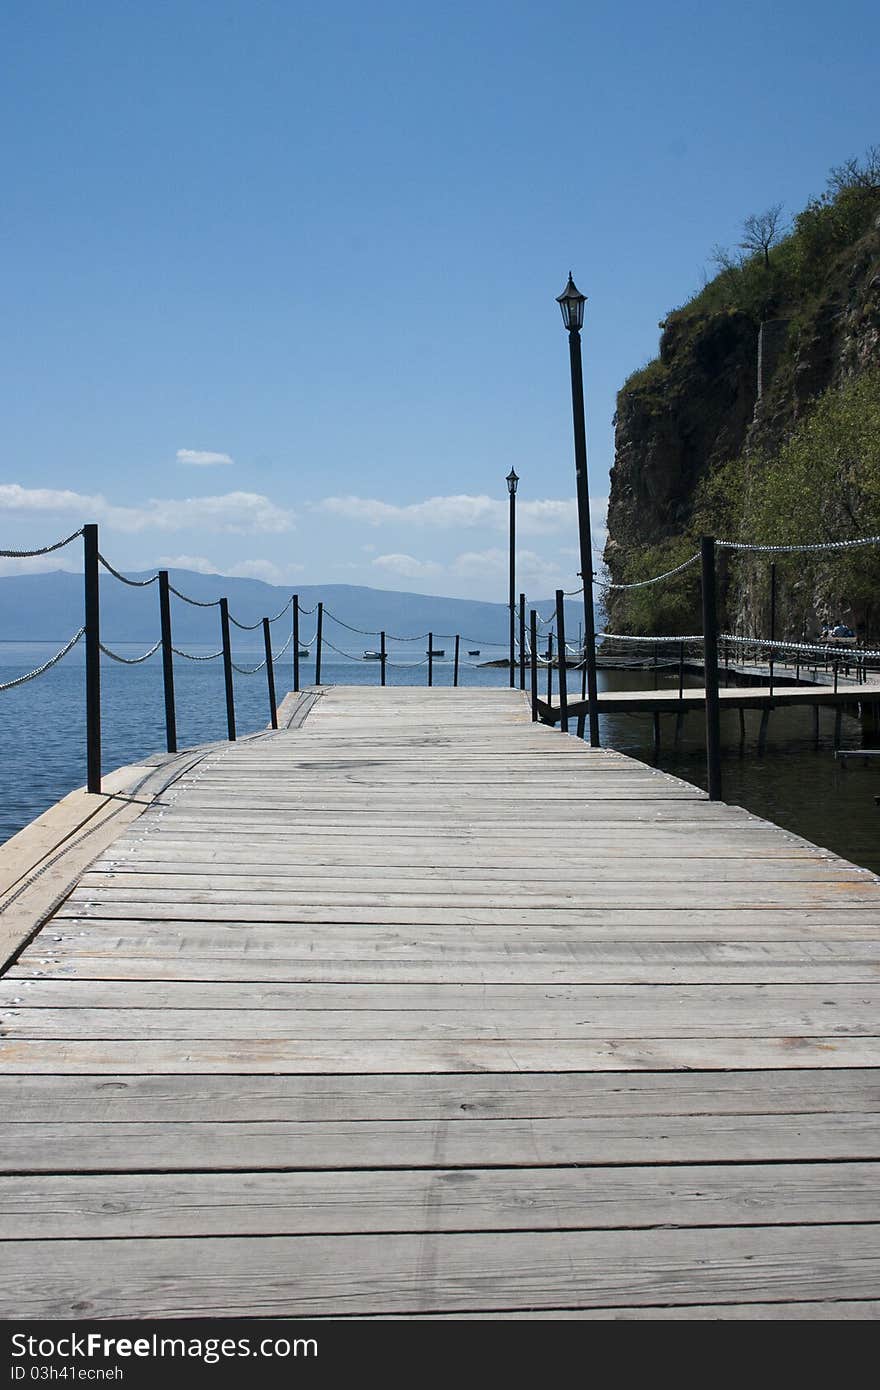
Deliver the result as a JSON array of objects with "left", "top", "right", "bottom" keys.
[
  {"left": 604, "top": 538, "right": 701, "bottom": 636},
  {"left": 707, "top": 368, "right": 880, "bottom": 544},
  {"left": 610, "top": 367, "right": 880, "bottom": 634},
  {"left": 699, "top": 368, "right": 880, "bottom": 621},
  {"left": 681, "top": 148, "right": 880, "bottom": 326},
  {"left": 608, "top": 145, "right": 880, "bottom": 637}
]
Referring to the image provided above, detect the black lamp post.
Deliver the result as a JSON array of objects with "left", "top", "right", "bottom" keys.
[
  {"left": 507, "top": 468, "right": 519, "bottom": 688},
  {"left": 557, "top": 273, "right": 600, "bottom": 746}
]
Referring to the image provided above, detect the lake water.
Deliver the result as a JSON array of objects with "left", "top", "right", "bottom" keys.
[{"left": 1, "top": 643, "right": 878, "bottom": 876}]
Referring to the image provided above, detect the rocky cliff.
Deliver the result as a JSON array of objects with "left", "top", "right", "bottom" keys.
[{"left": 604, "top": 173, "right": 880, "bottom": 638}]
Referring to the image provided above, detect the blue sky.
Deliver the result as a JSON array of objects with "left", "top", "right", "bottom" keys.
[{"left": 1, "top": 0, "right": 877, "bottom": 600}]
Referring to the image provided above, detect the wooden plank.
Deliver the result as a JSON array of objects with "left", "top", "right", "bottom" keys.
[
  {"left": 3, "top": 1225, "right": 880, "bottom": 1317},
  {"left": 136, "top": 803, "right": 749, "bottom": 823},
  {"left": 11, "top": 951, "right": 880, "bottom": 984},
  {"left": 378, "top": 1302, "right": 880, "bottom": 1319},
  {"left": 84, "top": 860, "right": 868, "bottom": 883},
  {"left": 2, "top": 1162, "right": 877, "bottom": 1240},
  {"left": 4, "top": 980, "right": 880, "bottom": 1026},
  {"left": 60, "top": 882, "right": 880, "bottom": 909},
  {"left": 4, "top": 990, "right": 880, "bottom": 1040},
  {"left": 1, "top": 1069, "right": 874, "bottom": 1123},
  {"left": 97, "top": 836, "right": 824, "bottom": 861},
  {"left": 34, "top": 917, "right": 880, "bottom": 946},
  {"left": 3, "top": 1113, "right": 880, "bottom": 1172},
  {"left": 50, "top": 903, "right": 880, "bottom": 928},
  {"left": 3, "top": 1036, "right": 880, "bottom": 1072}
]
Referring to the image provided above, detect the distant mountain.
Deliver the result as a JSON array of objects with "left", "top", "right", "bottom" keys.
[{"left": 0, "top": 569, "right": 591, "bottom": 647}]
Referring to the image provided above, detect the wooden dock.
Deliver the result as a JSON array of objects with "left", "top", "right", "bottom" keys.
[
  {"left": 539, "top": 679, "right": 880, "bottom": 719},
  {"left": 2, "top": 684, "right": 880, "bottom": 1318}
]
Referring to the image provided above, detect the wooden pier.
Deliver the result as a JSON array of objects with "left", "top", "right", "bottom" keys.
[
  {"left": 539, "top": 679, "right": 880, "bottom": 719},
  {"left": 2, "top": 685, "right": 880, "bottom": 1318}
]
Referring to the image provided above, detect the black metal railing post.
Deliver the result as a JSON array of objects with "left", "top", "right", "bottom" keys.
[
  {"left": 315, "top": 602, "right": 323, "bottom": 684},
  {"left": 700, "top": 535, "right": 722, "bottom": 801},
  {"left": 292, "top": 594, "right": 300, "bottom": 693},
  {"left": 219, "top": 598, "right": 236, "bottom": 741},
  {"left": 453, "top": 634, "right": 460, "bottom": 688},
  {"left": 556, "top": 589, "right": 569, "bottom": 733},
  {"left": 83, "top": 523, "right": 101, "bottom": 792},
  {"left": 263, "top": 617, "right": 278, "bottom": 730},
  {"left": 158, "top": 570, "right": 177, "bottom": 754},
  {"left": 380, "top": 631, "right": 387, "bottom": 686},
  {"left": 546, "top": 630, "right": 554, "bottom": 706},
  {"left": 769, "top": 561, "right": 776, "bottom": 698},
  {"left": 428, "top": 633, "right": 433, "bottom": 687},
  {"left": 529, "top": 610, "right": 538, "bottom": 721},
  {"left": 519, "top": 593, "right": 526, "bottom": 691},
  {"left": 577, "top": 620, "right": 588, "bottom": 738}
]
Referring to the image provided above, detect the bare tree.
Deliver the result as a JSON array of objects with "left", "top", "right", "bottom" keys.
[
  {"left": 739, "top": 204, "right": 785, "bottom": 268},
  {"left": 710, "top": 242, "right": 742, "bottom": 276},
  {"left": 827, "top": 145, "right": 880, "bottom": 194}
]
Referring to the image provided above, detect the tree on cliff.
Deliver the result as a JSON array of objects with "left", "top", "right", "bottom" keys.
[
  {"left": 827, "top": 145, "right": 880, "bottom": 194},
  {"left": 739, "top": 203, "right": 785, "bottom": 268},
  {"left": 711, "top": 203, "right": 785, "bottom": 277}
]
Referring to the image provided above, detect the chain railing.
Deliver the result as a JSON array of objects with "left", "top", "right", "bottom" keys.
[
  {"left": 0, "top": 627, "right": 85, "bottom": 692},
  {"left": 1, "top": 522, "right": 553, "bottom": 790},
  {"left": 0, "top": 526, "right": 313, "bottom": 787},
  {"left": 13, "top": 518, "right": 879, "bottom": 803}
]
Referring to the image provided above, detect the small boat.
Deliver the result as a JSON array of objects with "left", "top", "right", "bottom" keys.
[
  {"left": 363, "top": 650, "right": 382, "bottom": 660},
  {"left": 426, "top": 648, "right": 445, "bottom": 657},
  {"left": 298, "top": 647, "right": 309, "bottom": 657},
  {"left": 468, "top": 649, "right": 480, "bottom": 656}
]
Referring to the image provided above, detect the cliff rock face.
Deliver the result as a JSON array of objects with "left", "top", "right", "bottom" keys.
[
  {"left": 606, "top": 310, "right": 757, "bottom": 563},
  {"left": 604, "top": 209, "right": 880, "bottom": 631}
]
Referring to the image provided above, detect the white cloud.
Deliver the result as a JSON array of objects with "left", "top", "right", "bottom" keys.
[
  {"left": 158, "top": 554, "right": 304, "bottom": 584},
  {"left": 367, "top": 546, "right": 580, "bottom": 597},
  {"left": 227, "top": 558, "right": 304, "bottom": 583},
  {"left": 177, "top": 449, "right": 234, "bottom": 467},
  {"left": 372, "top": 553, "right": 443, "bottom": 580},
  {"left": 0, "top": 483, "right": 294, "bottom": 534},
  {"left": 450, "top": 548, "right": 573, "bottom": 593},
  {"left": 0, "top": 553, "right": 82, "bottom": 577},
  {"left": 317, "top": 493, "right": 580, "bottom": 537},
  {"left": 157, "top": 554, "right": 220, "bottom": 575},
  {"left": 449, "top": 547, "right": 507, "bottom": 579}
]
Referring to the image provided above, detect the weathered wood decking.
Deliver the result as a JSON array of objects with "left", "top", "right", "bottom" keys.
[
  {"left": 2, "top": 685, "right": 880, "bottom": 1318},
  {"left": 540, "top": 679, "right": 880, "bottom": 720}
]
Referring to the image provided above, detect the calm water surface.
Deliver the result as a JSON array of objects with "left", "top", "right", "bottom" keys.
[{"left": 1, "top": 644, "right": 878, "bottom": 875}]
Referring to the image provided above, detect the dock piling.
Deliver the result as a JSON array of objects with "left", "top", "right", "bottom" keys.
[
  {"left": 219, "top": 598, "right": 236, "bottom": 742},
  {"left": 158, "top": 570, "right": 177, "bottom": 755},
  {"left": 519, "top": 594, "right": 526, "bottom": 691},
  {"left": 700, "top": 535, "right": 723, "bottom": 801},
  {"left": 529, "top": 610, "right": 538, "bottom": 722},
  {"left": 292, "top": 595, "right": 300, "bottom": 693},
  {"left": 83, "top": 523, "right": 102, "bottom": 793},
  {"left": 315, "top": 603, "right": 323, "bottom": 685},
  {"left": 555, "top": 590, "right": 569, "bottom": 733},
  {"left": 262, "top": 617, "right": 278, "bottom": 730}
]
